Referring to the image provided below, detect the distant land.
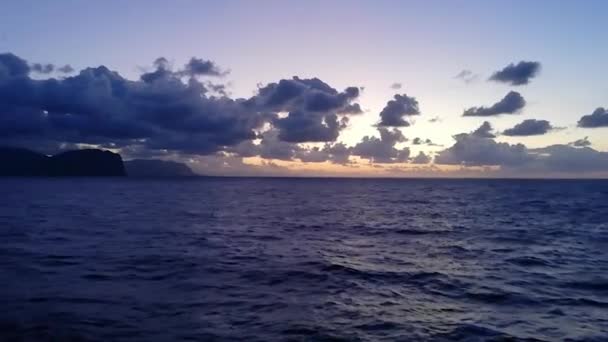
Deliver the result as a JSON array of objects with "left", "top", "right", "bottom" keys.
[
  {"left": 0, "top": 147, "right": 126, "bottom": 176},
  {"left": 0, "top": 147, "right": 196, "bottom": 177},
  {"left": 124, "top": 159, "right": 196, "bottom": 177}
]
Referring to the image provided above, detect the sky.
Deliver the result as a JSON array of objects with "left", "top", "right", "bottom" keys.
[{"left": 1, "top": 0, "right": 607, "bottom": 177}]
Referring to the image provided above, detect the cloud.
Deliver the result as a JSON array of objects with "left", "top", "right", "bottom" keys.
[
  {"left": 412, "top": 137, "right": 439, "bottom": 146},
  {"left": 272, "top": 111, "right": 348, "bottom": 143},
  {"left": 378, "top": 94, "right": 420, "bottom": 127},
  {"left": 578, "top": 107, "right": 608, "bottom": 128},
  {"left": 435, "top": 129, "right": 608, "bottom": 176},
  {"left": 257, "top": 130, "right": 300, "bottom": 161},
  {"left": 472, "top": 121, "right": 496, "bottom": 138},
  {"left": 322, "top": 142, "right": 352, "bottom": 164},
  {"left": 462, "top": 91, "right": 525, "bottom": 117},
  {"left": 390, "top": 82, "right": 402, "bottom": 89},
  {"left": 229, "top": 131, "right": 353, "bottom": 164},
  {"left": 569, "top": 137, "right": 591, "bottom": 147},
  {"left": 190, "top": 154, "right": 292, "bottom": 177},
  {"left": 435, "top": 132, "right": 531, "bottom": 167},
  {"left": 338, "top": 103, "right": 363, "bottom": 115},
  {"left": 489, "top": 61, "right": 541, "bottom": 85},
  {"left": 502, "top": 119, "right": 553, "bottom": 136},
  {"left": 0, "top": 53, "right": 365, "bottom": 158},
  {"left": 454, "top": 69, "right": 478, "bottom": 83},
  {"left": 30, "top": 61, "right": 74, "bottom": 75},
  {"left": 411, "top": 151, "right": 431, "bottom": 164},
  {"left": 295, "top": 143, "right": 352, "bottom": 164},
  {"left": 527, "top": 145, "right": 608, "bottom": 174},
  {"left": 0, "top": 53, "right": 29, "bottom": 77},
  {"left": 182, "top": 57, "right": 226, "bottom": 77},
  {"left": 428, "top": 116, "right": 442, "bottom": 123},
  {"left": 0, "top": 53, "right": 264, "bottom": 155},
  {"left": 58, "top": 64, "right": 75, "bottom": 74},
  {"left": 31, "top": 63, "right": 54, "bottom": 74},
  {"left": 251, "top": 77, "right": 362, "bottom": 142},
  {"left": 352, "top": 127, "right": 410, "bottom": 163}
]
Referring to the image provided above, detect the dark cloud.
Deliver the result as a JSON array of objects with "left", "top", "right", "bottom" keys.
[
  {"left": 412, "top": 137, "right": 437, "bottom": 146},
  {"left": 411, "top": 151, "right": 431, "bottom": 164},
  {"left": 295, "top": 143, "right": 352, "bottom": 164},
  {"left": 58, "top": 64, "right": 75, "bottom": 74},
  {"left": 454, "top": 69, "right": 478, "bottom": 83},
  {"left": 462, "top": 91, "right": 525, "bottom": 117},
  {"left": 257, "top": 130, "right": 300, "bottom": 161},
  {"left": 0, "top": 53, "right": 363, "bottom": 157},
  {"left": 503, "top": 119, "right": 553, "bottom": 136},
  {"left": 0, "top": 53, "right": 30, "bottom": 77},
  {"left": 489, "top": 61, "right": 541, "bottom": 86},
  {"left": 338, "top": 103, "right": 363, "bottom": 115},
  {"left": 435, "top": 133, "right": 532, "bottom": 166},
  {"left": 378, "top": 94, "right": 420, "bottom": 127},
  {"left": 322, "top": 143, "right": 352, "bottom": 164},
  {"left": 182, "top": 57, "right": 226, "bottom": 77},
  {"left": 273, "top": 111, "right": 347, "bottom": 143},
  {"left": 252, "top": 77, "right": 362, "bottom": 142},
  {"left": 435, "top": 129, "right": 608, "bottom": 176},
  {"left": 0, "top": 53, "right": 264, "bottom": 155},
  {"left": 390, "top": 82, "right": 402, "bottom": 90},
  {"left": 526, "top": 145, "right": 608, "bottom": 174},
  {"left": 578, "top": 107, "right": 608, "bottom": 128},
  {"left": 228, "top": 130, "right": 353, "bottom": 165},
  {"left": 31, "top": 63, "right": 54, "bottom": 74},
  {"left": 569, "top": 137, "right": 591, "bottom": 147},
  {"left": 352, "top": 128, "right": 410, "bottom": 163},
  {"left": 472, "top": 121, "right": 496, "bottom": 138}
]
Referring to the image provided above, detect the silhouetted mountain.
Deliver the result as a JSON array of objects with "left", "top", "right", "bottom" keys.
[
  {"left": 0, "top": 147, "right": 126, "bottom": 176},
  {"left": 0, "top": 147, "right": 49, "bottom": 176},
  {"left": 124, "top": 159, "right": 196, "bottom": 177}
]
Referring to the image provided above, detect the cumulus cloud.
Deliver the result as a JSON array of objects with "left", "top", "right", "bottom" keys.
[
  {"left": 182, "top": 57, "right": 226, "bottom": 77},
  {"left": 378, "top": 94, "right": 420, "bottom": 127},
  {"left": 489, "top": 61, "right": 541, "bottom": 85},
  {"left": 411, "top": 151, "right": 431, "bottom": 164},
  {"left": 527, "top": 145, "right": 608, "bottom": 174},
  {"left": 578, "top": 107, "right": 608, "bottom": 128},
  {"left": 31, "top": 63, "right": 54, "bottom": 74},
  {"left": 31, "top": 62, "right": 75, "bottom": 75},
  {"left": 352, "top": 128, "right": 410, "bottom": 163},
  {"left": 0, "top": 53, "right": 366, "bottom": 158},
  {"left": 569, "top": 137, "right": 591, "bottom": 147},
  {"left": 462, "top": 91, "right": 525, "bottom": 117},
  {"left": 58, "top": 64, "right": 75, "bottom": 74},
  {"left": 412, "top": 137, "right": 440, "bottom": 146},
  {"left": 435, "top": 133, "right": 531, "bottom": 166},
  {"left": 295, "top": 142, "right": 352, "bottom": 164},
  {"left": 472, "top": 121, "right": 496, "bottom": 138},
  {"left": 0, "top": 53, "right": 29, "bottom": 77},
  {"left": 251, "top": 77, "right": 362, "bottom": 142},
  {"left": 435, "top": 128, "right": 608, "bottom": 176},
  {"left": 502, "top": 119, "right": 553, "bottom": 136},
  {"left": 454, "top": 69, "right": 478, "bottom": 83}
]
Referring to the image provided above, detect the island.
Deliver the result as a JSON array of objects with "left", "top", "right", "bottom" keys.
[{"left": 0, "top": 147, "right": 126, "bottom": 176}]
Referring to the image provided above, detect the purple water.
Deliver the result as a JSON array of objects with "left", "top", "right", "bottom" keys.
[{"left": 1, "top": 178, "right": 607, "bottom": 341}]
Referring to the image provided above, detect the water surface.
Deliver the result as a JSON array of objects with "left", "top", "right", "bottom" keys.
[{"left": 1, "top": 178, "right": 607, "bottom": 341}]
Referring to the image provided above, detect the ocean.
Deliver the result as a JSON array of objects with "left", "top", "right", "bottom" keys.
[{"left": 1, "top": 178, "right": 607, "bottom": 341}]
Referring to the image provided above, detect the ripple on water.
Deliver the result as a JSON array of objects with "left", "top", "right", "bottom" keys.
[{"left": 1, "top": 178, "right": 607, "bottom": 341}]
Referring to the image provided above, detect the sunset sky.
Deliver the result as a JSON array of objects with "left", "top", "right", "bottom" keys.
[{"left": 1, "top": 0, "right": 607, "bottom": 177}]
